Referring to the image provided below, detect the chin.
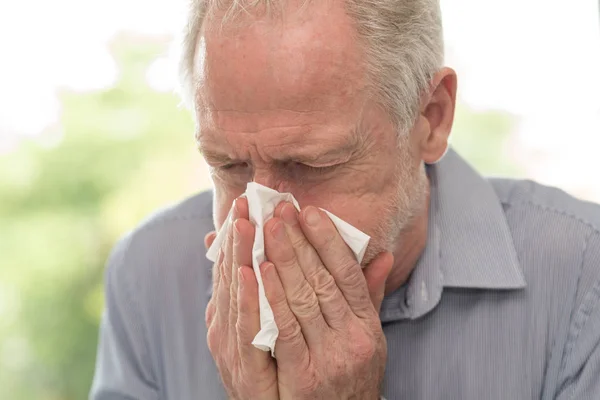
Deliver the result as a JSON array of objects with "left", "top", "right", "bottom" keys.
[{"left": 360, "top": 235, "right": 396, "bottom": 267}]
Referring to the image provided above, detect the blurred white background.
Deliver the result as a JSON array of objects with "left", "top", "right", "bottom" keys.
[
  {"left": 1, "top": 0, "right": 599, "bottom": 199},
  {"left": 443, "top": 0, "right": 600, "bottom": 201}
]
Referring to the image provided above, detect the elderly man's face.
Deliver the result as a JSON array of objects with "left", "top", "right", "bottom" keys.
[{"left": 195, "top": 1, "right": 429, "bottom": 263}]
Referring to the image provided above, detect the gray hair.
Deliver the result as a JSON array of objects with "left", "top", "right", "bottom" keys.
[{"left": 178, "top": 0, "right": 444, "bottom": 133}]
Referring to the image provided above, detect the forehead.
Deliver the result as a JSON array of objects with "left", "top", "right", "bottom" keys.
[{"left": 194, "top": 0, "right": 367, "bottom": 115}]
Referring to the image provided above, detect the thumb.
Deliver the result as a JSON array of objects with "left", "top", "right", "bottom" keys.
[{"left": 362, "top": 251, "right": 394, "bottom": 313}]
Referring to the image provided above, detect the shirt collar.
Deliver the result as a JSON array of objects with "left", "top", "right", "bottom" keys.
[{"left": 380, "top": 148, "right": 526, "bottom": 322}]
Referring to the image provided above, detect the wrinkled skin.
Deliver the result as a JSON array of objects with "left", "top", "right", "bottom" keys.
[
  {"left": 205, "top": 198, "right": 392, "bottom": 399},
  {"left": 204, "top": 199, "right": 278, "bottom": 400},
  {"left": 198, "top": 0, "right": 457, "bottom": 399}
]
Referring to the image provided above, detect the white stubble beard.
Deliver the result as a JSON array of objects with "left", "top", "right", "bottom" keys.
[{"left": 360, "top": 138, "right": 430, "bottom": 267}]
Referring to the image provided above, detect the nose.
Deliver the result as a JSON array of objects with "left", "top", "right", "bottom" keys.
[{"left": 252, "top": 169, "right": 289, "bottom": 193}]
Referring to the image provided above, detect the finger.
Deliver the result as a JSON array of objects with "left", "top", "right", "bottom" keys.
[
  {"left": 229, "top": 217, "right": 255, "bottom": 343},
  {"left": 206, "top": 248, "right": 224, "bottom": 327},
  {"left": 212, "top": 248, "right": 224, "bottom": 293},
  {"left": 299, "top": 206, "right": 372, "bottom": 318},
  {"left": 216, "top": 205, "right": 236, "bottom": 324},
  {"left": 237, "top": 265, "right": 273, "bottom": 372},
  {"left": 204, "top": 231, "right": 217, "bottom": 250},
  {"left": 206, "top": 300, "right": 216, "bottom": 328},
  {"left": 221, "top": 200, "right": 239, "bottom": 289},
  {"left": 264, "top": 217, "right": 327, "bottom": 343},
  {"left": 206, "top": 229, "right": 220, "bottom": 327},
  {"left": 222, "top": 197, "right": 248, "bottom": 291},
  {"left": 273, "top": 200, "right": 287, "bottom": 218},
  {"left": 362, "top": 251, "right": 394, "bottom": 313},
  {"left": 278, "top": 203, "right": 353, "bottom": 329},
  {"left": 260, "top": 261, "right": 310, "bottom": 371},
  {"left": 235, "top": 196, "right": 249, "bottom": 220}
]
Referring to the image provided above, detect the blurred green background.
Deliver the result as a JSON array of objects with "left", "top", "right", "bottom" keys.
[{"left": 0, "top": 33, "right": 521, "bottom": 400}]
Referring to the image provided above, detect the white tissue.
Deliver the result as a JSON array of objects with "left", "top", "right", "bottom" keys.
[{"left": 206, "top": 182, "right": 370, "bottom": 356}]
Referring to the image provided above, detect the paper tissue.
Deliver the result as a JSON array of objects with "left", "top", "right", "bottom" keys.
[{"left": 206, "top": 182, "right": 370, "bottom": 356}]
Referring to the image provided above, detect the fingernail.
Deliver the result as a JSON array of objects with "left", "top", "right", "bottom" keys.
[
  {"left": 271, "top": 221, "right": 286, "bottom": 242},
  {"left": 261, "top": 262, "right": 274, "bottom": 279},
  {"left": 233, "top": 220, "right": 241, "bottom": 244},
  {"left": 281, "top": 203, "right": 297, "bottom": 226},
  {"left": 304, "top": 206, "right": 321, "bottom": 226}
]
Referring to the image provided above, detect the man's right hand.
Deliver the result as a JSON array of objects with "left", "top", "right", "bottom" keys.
[{"left": 204, "top": 198, "right": 279, "bottom": 400}]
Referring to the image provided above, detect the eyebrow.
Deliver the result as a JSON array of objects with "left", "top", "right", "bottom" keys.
[
  {"left": 198, "top": 125, "right": 362, "bottom": 166},
  {"left": 199, "top": 148, "right": 236, "bottom": 165},
  {"left": 199, "top": 144, "right": 356, "bottom": 166},
  {"left": 287, "top": 143, "right": 357, "bottom": 165}
]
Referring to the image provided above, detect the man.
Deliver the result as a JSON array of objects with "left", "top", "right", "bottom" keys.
[{"left": 90, "top": 0, "right": 600, "bottom": 399}]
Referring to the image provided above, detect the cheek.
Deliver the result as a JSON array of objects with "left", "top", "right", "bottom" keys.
[
  {"left": 292, "top": 165, "right": 393, "bottom": 214},
  {"left": 213, "top": 184, "right": 245, "bottom": 230},
  {"left": 299, "top": 174, "right": 402, "bottom": 239},
  {"left": 295, "top": 164, "right": 387, "bottom": 202},
  {"left": 331, "top": 197, "right": 384, "bottom": 233},
  {"left": 296, "top": 190, "right": 385, "bottom": 233}
]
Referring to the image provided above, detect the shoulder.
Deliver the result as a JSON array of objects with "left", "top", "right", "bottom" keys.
[
  {"left": 489, "top": 177, "right": 600, "bottom": 264},
  {"left": 489, "top": 178, "right": 600, "bottom": 263},
  {"left": 136, "top": 189, "right": 214, "bottom": 229},
  {"left": 112, "top": 189, "right": 214, "bottom": 263},
  {"left": 490, "top": 178, "right": 600, "bottom": 233},
  {"left": 97, "top": 191, "right": 219, "bottom": 395},
  {"left": 104, "top": 190, "right": 215, "bottom": 299},
  {"left": 490, "top": 177, "right": 600, "bottom": 307}
]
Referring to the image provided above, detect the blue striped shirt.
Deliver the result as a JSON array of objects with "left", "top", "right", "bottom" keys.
[{"left": 90, "top": 149, "right": 600, "bottom": 399}]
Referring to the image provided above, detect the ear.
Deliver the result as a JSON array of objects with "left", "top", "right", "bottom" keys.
[{"left": 416, "top": 67, "right": 458, "bottom": 164}]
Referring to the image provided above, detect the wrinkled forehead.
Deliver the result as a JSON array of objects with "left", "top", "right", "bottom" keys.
[{"left": 193, "top": 0, "right": 368, "bottom": 115}]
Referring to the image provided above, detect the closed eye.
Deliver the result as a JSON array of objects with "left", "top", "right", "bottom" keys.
[
  {"left": 220, "top": 162, "right": 250, "bottom": 171},
  {"left": 289, "top": 162, "right": 338, "bottom": 175}
]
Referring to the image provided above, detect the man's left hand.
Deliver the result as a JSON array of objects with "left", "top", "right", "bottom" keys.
[{"left": 262, "top": 202, "right": 394, "bottom": 400}]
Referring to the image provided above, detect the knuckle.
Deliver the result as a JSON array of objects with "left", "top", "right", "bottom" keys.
[
  {"left": 339, "top": 257, "right": 361, "bottom": 280},
  {"left": 277, "top": 246, "right": 297, "bottom": 267},
  {"left": 276, "top": 312, "right": 302, "bottom": 343},
  {"left": 319, "top": 285, "right": 343, "bottom": 309},
  {"left": 294, "top": 371, "right": 319, "bottom": 396},
  {"left": 351, "top": 332, "right": 378, "bottom": 362},
  {"left": 312, "top": 271, "right": 337, "bottom": 296},
  {"left": 339, "top": 261, "right": 370, "bottom": 295},
  {"left": 305, "top": 265, "right": 330, "bottom": 289},
  {"left": 310, "top": 271, "right": 353, "bottom": 321},
  {"left": 288, "top": 231, "right": 310, "bottom": 251},
  {"left": 323, "top": 290, "right": 352, "bottom": 324},
  {"left": 289, "top": 284, "right": 321, "bottom": 321},
  {"left": 269, "top": 283, "right": 289, "bottom": 310}
]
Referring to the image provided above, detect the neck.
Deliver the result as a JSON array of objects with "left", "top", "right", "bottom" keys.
[{"left": 384, "top": 188, "right": 430, "bottom": 295}]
